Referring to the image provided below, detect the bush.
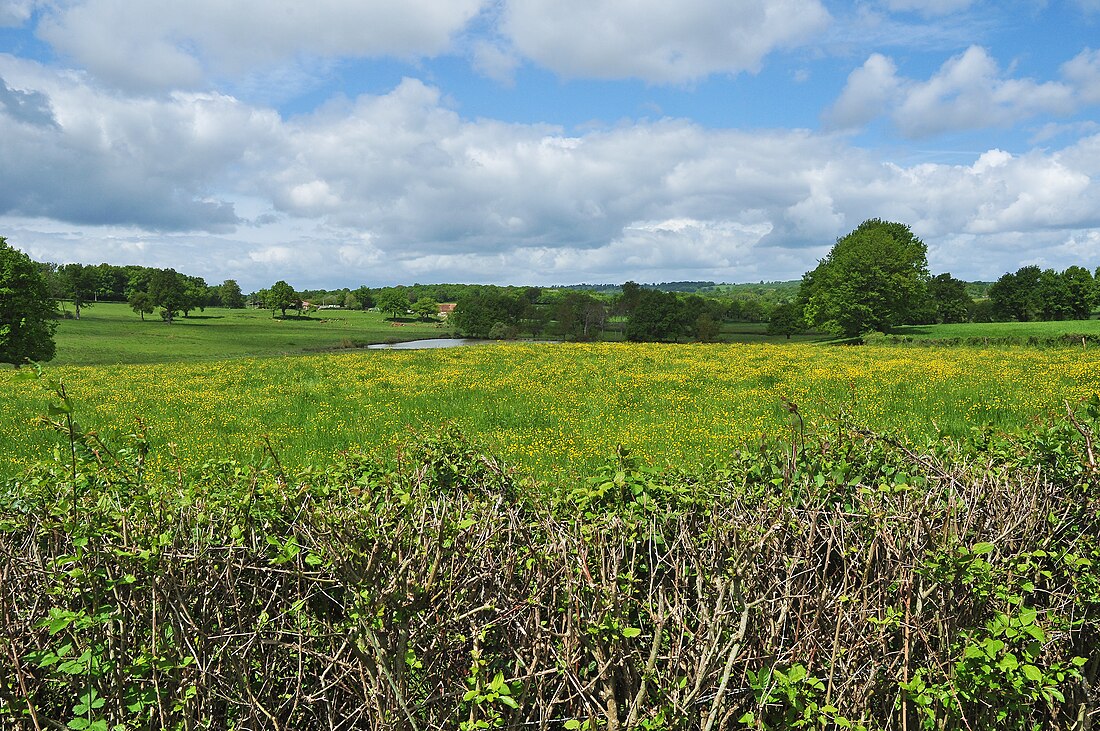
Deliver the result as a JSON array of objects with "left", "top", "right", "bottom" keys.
[{"left": 2, "top": 384, "right": 1098, "bottom": 729}]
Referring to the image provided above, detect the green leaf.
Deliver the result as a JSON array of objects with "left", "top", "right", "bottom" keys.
[
  {"left": 499, "top": 695, "right": 519, "bottom": 709},
  {"left": 1022, "top": 664, "right": 1043, "bottom": 682},
  {"left": 564, "top": 721, "right": 582, "bottom": 730},
  {"left": 786, "top": 664, "right": 807, "bottom": 683},
  {"left": 971, "top": 542, "right": 995, "bottom": 555},
  {"left": 621, "top": 627, "right": 642, "bottom": 638}
]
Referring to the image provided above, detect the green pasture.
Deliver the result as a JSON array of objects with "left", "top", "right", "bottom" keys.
[
  {"left": 890, "top": 318, "right": 1100, "bottom": 340},
  {"left": 46, "top": 302, "right": 450, "bottom": 365}
]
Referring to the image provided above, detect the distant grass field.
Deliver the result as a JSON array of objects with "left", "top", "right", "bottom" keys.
[
  {"left": 3, "top": 342, "right": 1098, "bottom": 483},
  {"left": 890, "top": 319, "right": 1100, "bottom": 341},
  {"left": 46, "top": 302, "right": 451, "bottom": 365}
]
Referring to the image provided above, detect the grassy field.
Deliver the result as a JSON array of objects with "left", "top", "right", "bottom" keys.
[
  {"left": 3, "top": 305, "right": 1099, "bottom": 484},
  {"left": 4, "top": 340, "right": 1098, "bottom": 483},
  {"left": 46, "top": 302, "right": 451, "bottom": 365},
  {"left": 890, "top": 318, "right": 1100, "bottom": 340}
]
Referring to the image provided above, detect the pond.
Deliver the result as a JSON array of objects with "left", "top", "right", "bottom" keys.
[{"left": 366, "top": 338, "right": 490, "bottom": 350}]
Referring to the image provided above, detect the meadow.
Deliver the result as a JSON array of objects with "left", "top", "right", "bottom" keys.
[
  {"left": 45, "top": 302, "right": 449, "bottom": 365},
  {"left": 4, "top": 340, "right": 1099, "bottom": 483},
  {"left": 890, "top": 318, "right": 1100, "bottom": 341}
]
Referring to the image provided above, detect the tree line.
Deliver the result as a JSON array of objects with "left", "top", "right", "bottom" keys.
[
  {"left": 5, "top": 226, "right": 1100, "bottom": 366},
  {"left": 34, "top": 261, "right": 246, "bottom": 323}
]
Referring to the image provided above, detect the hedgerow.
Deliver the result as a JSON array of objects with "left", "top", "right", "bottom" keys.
[{"left": 1, "top": 375, "right": 1098, "bottom": 730}]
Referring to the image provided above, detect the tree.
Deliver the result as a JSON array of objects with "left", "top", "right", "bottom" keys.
[
  {"left": 220, "top": 279, "right": 245, "bottom": 309},
  {"left": 58, "top": 263, "right": 98, "bottom": 320},
  {"left": 554, "top": 291, "right": 607, "bottom": 340},
  {"left": 128, "top": 291, "right": 154, "bottom": 321},
  {"left": 799, "top": 219, "right": 930, "bottom": 338},
  {"left": 0, "top": 237, "right": 57, "bottom": 364},
  {"left": 148, "top": 268, "right": 187, "bottom": 323},
  {"left": 267, "top": 280, "right": 297, "bottom": 318},
  {"left": 376, "top": 288, "right": 410, "bottom": 319},
  {"left": 412, "top": 298, "right": 440, "bottom": 321},
  {"left": 1036, "top": 268, "right": 1072, "bottom": 321},
  {"left": 451, "top": 290, "right": 523, "bottom": 338},
  {"left": 1062, "top": 266, "right": 1095, "bottom": 320},
  {"left": 180, "top": 275, "right": 209, "bottom": 316},
  {"left": 353, "top": 286, "right": 375, "bottom": 310},
  {"left": 625, "top": 289, "right": 688, "bottom": 342},
  {"left": 927, "top": 273, "right": 972, "bottom": 324},
  {"left": 767, "top": 302, "right": 806, "bottom": 339},
  {"left": 989, "top": 266, "right": 1042, "bottom": 322}
]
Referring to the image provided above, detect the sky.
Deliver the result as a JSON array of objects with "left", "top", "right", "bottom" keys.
[{"left": 1, "top": 1, "right": 1100, "bottom": 292}]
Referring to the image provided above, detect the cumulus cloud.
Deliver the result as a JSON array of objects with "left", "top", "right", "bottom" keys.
[
  {"left": 36, "top": 0, "right": 488, "bottom": 91},
  {"left": 499, "top": 0, "right": 830, "bottom": 83},
  {"left": 0, "top": 57, "right": 279, "bottom": 229},
  {"left": 822, "top": 53, "right": 900, "bottom": 130},
  {"left": 3, "top": 60, "right": 1100, "bottom": 288},
  {"left": 827, "top": 46, "right": 1080, "bottom": 137}
]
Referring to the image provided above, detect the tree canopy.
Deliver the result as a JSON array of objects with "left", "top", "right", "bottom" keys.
[
  {"left": 0, "top": 237, "right": 57, "bottom": 364},
  {"left": 375, "top": 288, "right": 410, "bottom": 319},
  {"left": 266, "top": 280, "right": 298, "bottom": 318},
  {"left": 799, "top": 219, "right": 930, "bottom": 338}
]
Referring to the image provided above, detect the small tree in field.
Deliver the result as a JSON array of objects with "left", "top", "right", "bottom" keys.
[
  {"left": 220, "top": 279, "right": 245, "bottom": 309},
  {"left": 267, "top": 280, "right": 297, "bottom": 318},
  {"left": 0, "top": 237, "right": 57, "bottom": 364},
  {"left": 412, "top": 298, "right": 439, "bottom": 321},
  {"left": 376, "top": 288, "right": 410, "bottom": 319},
  {"left": 128, "top": 291, "right": 154, "bottom": 321}
]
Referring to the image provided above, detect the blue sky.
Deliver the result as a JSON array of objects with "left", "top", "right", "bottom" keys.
[{"left": 1, "top": 0, "right": 1099, "bottom": 291}]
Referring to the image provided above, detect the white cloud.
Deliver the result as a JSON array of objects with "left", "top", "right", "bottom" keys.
[
  {"left": 36, "top": 0, "right": 488, "bottom": 91},
  {"left": 1062, "top": 48, "right": 1100, "bottom": 105},
  {"left": 823, "top": 53, "right": 900, "bottom": 130},
  {"left": 0, "top": 0, "right": 34, "bottom": 26},
  {"left": 3, "top": 62, "right": 1100, "bottom": 288},
  {"left": 0, "top": 55, "right": 280, "bottom": 230},
  {"left": 499, "top": 0, "right": 830, "bottom": 83},
  {"left": 471, "top": 40, "right": 521, "bottom": 85},
  {"left": 828, "top": 46, "right": 1079, "bottom": 138}
]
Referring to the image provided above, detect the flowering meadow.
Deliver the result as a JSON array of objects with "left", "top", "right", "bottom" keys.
[{"left": 3, "top": 342, "right": 1099, "bottom": 482}]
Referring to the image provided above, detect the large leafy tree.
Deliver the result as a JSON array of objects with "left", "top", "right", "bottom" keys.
[
  {"left": 554, "top": 291, "right": 607, "bottom": 341},
  {"left": 219, "top": 279, "right": 245, "bottom": 309},
  {"left": 266, "top": 280, "right": 298, "bottom": 318},
  {"left": 625, "top": 289, "right": 688, "bottom": 342},
  {"left": 148, "top": 268, "right": 188, "bottom": 323},
  {"left": 927, "top": 273, "right": 972, "bottom": 324},
  {"left": 411, "top": 297, "right": 440, "bottom": 321},
  {"left": 989, "top": 266, "right": 1042, "bottom": 322},
  {"left": 0, "top": 237, "right": 57, "bottom": 364},
  {"left": 799, "top": 219, "right": 930, "bottom": 338},
  {"left": 376, "top": 287, "right": 410, "bottom": 319},
  {"left": 1061, "top": 265, "right": 1095, "bottom": 320}
]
